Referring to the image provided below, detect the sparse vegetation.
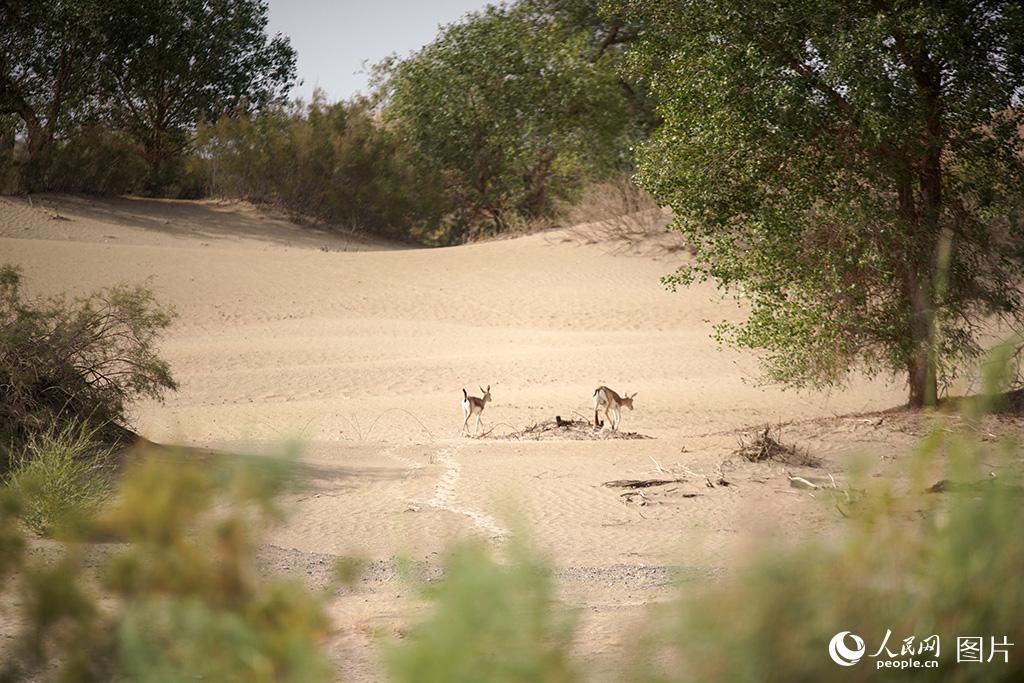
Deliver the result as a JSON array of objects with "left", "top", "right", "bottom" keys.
[
  {"left": 734, "top": 425, "right": 820, "bottom": 468},
  {"left": 500, "top": 416, "right": 651, "bottom": 440},
  {"left": 635, "top": 432, "right": 1023, "bottom": 681}
]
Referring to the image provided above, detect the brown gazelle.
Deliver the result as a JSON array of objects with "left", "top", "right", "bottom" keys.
[
  {"left": 593, "top": 385, "right": 636, "bottom": 431},
  {"left": 461, "top": 385, "right": 491, "bottom": 435}
]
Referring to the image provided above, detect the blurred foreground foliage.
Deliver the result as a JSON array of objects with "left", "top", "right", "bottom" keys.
[
  {"left": 631, "top": 343, "right": 1024, "bottom": 682},
  {"left": 385, "top": 540, "right": 579, "bottom": 683},
  {"left": 0, "top": 447, "right": 332, "bottom": 682}
]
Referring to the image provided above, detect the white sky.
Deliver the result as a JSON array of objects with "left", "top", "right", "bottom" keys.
[{"left": 266, "top": 0, "right": 494, "bottom": 102}]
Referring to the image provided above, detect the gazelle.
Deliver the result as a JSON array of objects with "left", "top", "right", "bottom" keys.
[
  {"left": 461, "top": 385, "right": 491, "bottom": 435},
  {"left": 593, "top": 385, "right": 636, "bottom": 431}
]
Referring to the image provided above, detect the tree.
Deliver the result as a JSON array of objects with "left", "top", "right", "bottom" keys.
[
  {"left": 381, "top": 3, "right": 631, "bottom": 240},
  {"left": 621, "top": 0, "right": 1024, "bottom": 406},
  {"left": 0, "top": 0, "right": 108, "bottom": 162},
  {"left": 99, "top": 0, "right": 297, "bottom": 190}
]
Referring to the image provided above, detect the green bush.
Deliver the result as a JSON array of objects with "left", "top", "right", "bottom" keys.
[
  {"left": 3, "top": 422, "right": 114, "bottom": 537},
  {"left": 0, "top": 265, "right": 176, "bottom": 459}
]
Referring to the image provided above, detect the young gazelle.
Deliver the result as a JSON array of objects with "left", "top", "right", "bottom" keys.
[
  {"left": 593, "top": 385, "right": 636, "bottom": 431},
  {"left": 461, "top": 385, "right": 492, "bottom": 435}
]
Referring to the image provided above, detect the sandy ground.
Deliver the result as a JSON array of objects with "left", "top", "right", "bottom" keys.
[{"left": 1, "top": 194, "right": 935, "bottom": 680}]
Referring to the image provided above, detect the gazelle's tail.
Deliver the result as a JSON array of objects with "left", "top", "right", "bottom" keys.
[{"left": 462, "top": 388, "right": 468, "bottom": 400}]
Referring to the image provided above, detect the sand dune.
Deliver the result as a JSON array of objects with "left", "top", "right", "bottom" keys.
[{"left": 2, "top": 194, "right": 913, "bottom": 680}]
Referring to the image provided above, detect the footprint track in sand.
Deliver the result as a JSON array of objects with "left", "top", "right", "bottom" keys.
[
  {"left": 427, "top": 446, "right": 509, "bottom": 541},
  {"left": 421, "top": 445, "right": 509, "bottom": 541},
  {"left": 380, "top": 443, "right": 508, "bottom": 541}
]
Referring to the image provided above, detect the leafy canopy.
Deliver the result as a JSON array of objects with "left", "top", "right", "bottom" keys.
[
  {"left": 0, "top": 0, "right": 296, "bottom": 191},
  {"left": 0, "top": 0, "right": 111, "bottom": 156}
]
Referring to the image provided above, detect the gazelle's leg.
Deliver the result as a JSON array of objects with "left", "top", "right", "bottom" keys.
[
  {"left": 612, "top": 406, "right": 620, "bottom": 431},
  {"left": 476, "top": 413, "right": 483, "bottom": 434},
  {"left": 463, "top": 413, "right": 471, "bottom": 433}
]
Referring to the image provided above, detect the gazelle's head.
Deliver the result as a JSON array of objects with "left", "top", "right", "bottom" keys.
[
  {"left": 480, "top": 385, "right": 492, "bottom": 404},
  {"left": 622, "top": 392, "right": 636, "bottom": 410}
]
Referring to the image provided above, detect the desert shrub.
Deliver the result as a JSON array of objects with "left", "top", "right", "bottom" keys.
[
  {"left": 197, "top": 96, "right": 446, "bottom": 242},
  {"left": 32, "top": 127, "right": 148, "bottom": 196},
  {"left": 3, "top": 422, "right": 114, "bottom": 537},
  {"left": 0, "top": 265, "right": 176, "bottom": 460},
  {"left": 0, "top": 446, "right": 333, "bottom": 682},
  {"left": 386, "top": 539, "right": 580, "bottom": 683}
]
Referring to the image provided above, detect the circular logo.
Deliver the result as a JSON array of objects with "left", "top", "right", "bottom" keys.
[{"left": 829, "top": 631, "right": 866, "bottom": 666}]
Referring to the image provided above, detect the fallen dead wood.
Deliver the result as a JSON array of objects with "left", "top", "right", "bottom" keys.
[
  {"left": 619, "top": 488, "right": 700, "bottom": 507},
  {"left": 603, "top": 478, "right": 686, "bottom": 489}
]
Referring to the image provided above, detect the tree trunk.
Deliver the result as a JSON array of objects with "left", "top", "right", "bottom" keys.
[
  {"left": 897, "top": 172, "right": 939, "bottom": 409},
  {"left": 907, "top": 361, "right": 937, "bottom": 408},
  {"left": 896, "top": 34, "right": 944, "bottom": 409},
  {"left": 521, "top": 151, "right": 554, "bottom": 217},
  {"left": 907, "top": 320, "right": 937, "bottom": 408},
  {"left": 24, "top": 117, "right": 47, "bottom": 157},
  {"left": 142, "top": 134, "right": 170, "bottom": 194}
]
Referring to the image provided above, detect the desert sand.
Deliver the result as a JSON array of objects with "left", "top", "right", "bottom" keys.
[{"left": 2, "top": 194, "right": 921, "bottom": 680}]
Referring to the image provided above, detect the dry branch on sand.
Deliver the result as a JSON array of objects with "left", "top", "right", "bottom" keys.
[
  {"left": 498, "top": 416, "right": 651, "bottom": 441},
  {"left": 734, "top": 425, "right": 820, "bottom": 467},
  {"left": 602, "top": 478, "right": 686, "bottom": 489}
]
